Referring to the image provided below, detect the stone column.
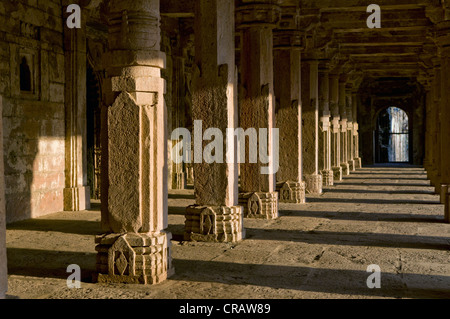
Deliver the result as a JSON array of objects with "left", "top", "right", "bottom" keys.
[
  {"left": 63, "top": 3, "right": 90, "bottom": 211},
  {"left": 330, "top": 73, "right": 342, "bottom": 181},
  {"left": 437, "top": 21, "right": 450, "bottom": 221},
  {"left": 346, "top": 87, "right": 355, "bottom": 172},
  {"left": 236, "top": 1, "right": 280, "bottom": 219},
  {"left": 274, "top": 29, "right": 306, "bottom": 203},
  {"left": 95, "top": 0, "right": 174, "bottom": 284},
  {"left": 352, "top": 92, "right": 362, "bottom": 169},
  {"left": 0, "top": 96, "right": 7, "bottom": 299},
  {"left": 431, "top": 64, "right": 442, "bottom": 192},
  {"left": 302, "top": 59, "right": 322, "bottom": 194},
  {"left": 339, "top": 78, "right": 350, "bottom": 176},
  {"left": 184, "top": 0, "right": 245, "bottom": 242},
  {"left": 427, "top": 64, "right": 439, "bottom": 184},
  {"left": 319, "top": 64, "right": 333, "bottom": 186}
]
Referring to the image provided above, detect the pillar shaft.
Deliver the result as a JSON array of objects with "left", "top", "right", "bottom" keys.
[
  {"left": 330, "top": 73, "right": 342, "bottom": 181},
  {"left": 0, "top": 96, "right": 7, "bottom": 299},
  {"left": 237, "top": 2, "right": 280, "bottom": 219},
  {"left": 352, "top": 92, "right": 362, "bottom": 169},
  {"left": 346, "top": 90, "right": 355, "bottom": 171},
  {"left": 302, "top": 60, "right": 322, "bottom": 194},
  {"left": 96, "top": 0, "right": 173, "bottom": 284},
  {"left": 437, "top": 22, "right": 450, "bottom": 221},
  {"left": 319, "top": 67, "right": 333, "bottom": 186},
  {"left": 63, "top": 5, "right": 90, "bottom": 211},
  {"left": 274, "top": 30, "right": 306, "bottom": 203},
  {"left": 339, "top": 80, "right": 349, "bottom": 176},
  {"left": 184, "top": 0, "right": 244, "bottom": 242}
]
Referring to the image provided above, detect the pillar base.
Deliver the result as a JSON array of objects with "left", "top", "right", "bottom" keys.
[
  {"left": 276, "top": 181, "right": 306, "bottom": 204},
  {"left": 354, "top": 157, "right": 362, "bottom": 169},
  {"left": 305, "top": 174, "right": 323, "bottom": 195},
  {"left": 341, "top": 163, "right": 350, "bottom": 176},
  {"left": 64, "top": 186, "right": 91, "bottom": 211},
  {"left": 184, "top": 205, "right": 245, "bottom": 243},
  {"left": 321, "top": 170, "right": 334, "bottom": 186},
  {"left": 239, "top": 192, "right": 278, "bottom": 220},
  {"left": 440, "top": 184, "right": 449, "bottom": 205},
  {"left": 95, "top": 232, "right": 174, "bottom": 285},
  {"left": 172, "top": 172, "right": 186, "bottom": 190},
  {"left": 348, "top": 160, "right": 355, "bottom": 172},
  {"left": 332, "top": 166, "right": 343, "bottom": 181}
]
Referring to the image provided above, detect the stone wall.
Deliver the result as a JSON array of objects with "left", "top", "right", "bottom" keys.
[{"left": 0, "top": 1, "right": 65, "bottom": 223}]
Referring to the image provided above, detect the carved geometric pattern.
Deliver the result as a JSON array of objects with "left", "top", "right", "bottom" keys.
[
  {"left": 239, "top": 192, "right": 278, "bottom": 220},
  {"left": 276, "top": 181, "right": 306, "bottom": 204},
  {"left": 185, "top": 206, "right": 244, "bottom": 243}
]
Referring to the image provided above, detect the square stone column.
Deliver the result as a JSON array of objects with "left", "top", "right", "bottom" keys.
[
  {"left": 319, "top": 65, "right": 333, "bottom": 186},
  {"left": 431, "top": 65, "right": 442, "bottom": 192},
  {"left": 274, "top": 29, "right": 306, "bottom": 203},
  {"left": 63, "top": 4, "right": 90, "bottom": 211},
  {"left": 352, "top": 92, "right": 362, "bottom": 169},
  {"left": 0, "top": 96, "right": 7, "bottom": 299},
  {"left": 301, "top": 59, "right": 322, "bottom": 194},
  {"left": 339, "top": 79, "right": 350, "bottom": 176},
  {"left": 427, "top": 63, "right": 440, "bottom": 185},
  {"left": 236, "top": 2, "right": 281, "bottom": 219},
  {"left": 95, "top": 0, "right": 174, "bottom": 284},
  {"left": 330, "top": 73, "right": 342, "bottom": 181},
  {"left": 437, "top": 22, "right": 450, "bottom": 222},
  {"left": 184, "top": 0, "right": 245, "bottom": 242},
  {"left": 346, "top": 89, "right": 355, "bottom": 172}
]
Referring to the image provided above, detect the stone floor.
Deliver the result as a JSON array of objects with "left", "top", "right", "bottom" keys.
[{"left": 5, "top": 166, "right": 450, "bottom": 299}]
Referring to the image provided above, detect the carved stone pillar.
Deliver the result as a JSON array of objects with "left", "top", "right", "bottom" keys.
[
  {"left": 330, "top": 73, "right": 342, "bottom": 181},
  {"left": 274, "top": 28, "right": 306, "bottom": 203},
  {"left": 184, "top": 0, "right": 245, "bottom": 242},
  {"left": 319, "top": 64, "right": 333, "bottom": 186},
  {"left": 339, "top": 79, "right": 349, "bottom": 176},
  {"left": 437, "top": 21, "right": 450, "bottom": 222},
  {"left": 352, "top": 92, "right": 362, "bottom": 169},
  {"left": 95, "top": 0, "right": 174, "bottom": 284},
  {"left": 430, "top": 64, "right": 442, "bottom": 192},
  {"left": 237, "top": 1, "right": 280, "bottom": 219},
  {"left": 63, "top": 4, "right": 90, "bottom": 211},
  {"left": 346, "top": 88, "right": 355, "bottom": 172},
  {"left": 0, "top": 96, "right": 7, "bottom": 299},
  {"left": 302, "top": 59, "right": 322, "bottom": 194}
]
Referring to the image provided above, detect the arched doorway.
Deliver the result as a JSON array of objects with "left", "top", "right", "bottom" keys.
[{"left": 375, "top": 107, "right": 410, "bottom": 164}]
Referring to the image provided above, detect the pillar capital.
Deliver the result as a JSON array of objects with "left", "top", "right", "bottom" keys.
[
  {"left": 236, "top": 2, "right": 281, "bottom": 29},
  {"left": 273, "top": 29, "right": 305, "bottom": 50}
]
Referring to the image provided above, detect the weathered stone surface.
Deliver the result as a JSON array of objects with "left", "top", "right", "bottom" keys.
[{"left": 0, "top": 96, "right": 7, "bottom": 299}]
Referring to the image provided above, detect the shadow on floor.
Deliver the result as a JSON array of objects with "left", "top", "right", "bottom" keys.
[
  {"left": 323, "top": 188, "right": 436, "bottom": 195},
  {"left": 243, "top": 228, "right": 450, "bottom": 251},
  {"left": 279, "top": 209, "right": 445, "bottom": 224},
  {"left": 6, "top": 219, "right": 102, "bottom": 236},
  {"left": 305, "top": 197, "right": 440, "bottom": 205},
  {"left": 171, "top": 259, "right": 450, "bottom": 299},
  {"left": 6, "top": 248, "right": 97, "bottom": 283}
]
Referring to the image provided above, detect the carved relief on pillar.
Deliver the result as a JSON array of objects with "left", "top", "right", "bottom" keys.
[
  {"left": 239, "top": 192, "right": 278, "bottom": 220},
  {"left": 305, "top": 174, "right": 323, "bottom": 195},
  {"left": 321, "top": 170, "right": 334, "bottom": 187},
  {"left": 95, "top": 232, "right": 174, "bottom": 285},
  {"left": 276, "top": 181, "right": 306, "bottom": 204},
  {"left": 185, "top": 206, "right": 244, "bottom": 243}
]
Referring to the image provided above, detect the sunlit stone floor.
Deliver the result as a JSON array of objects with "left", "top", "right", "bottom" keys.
[{"left": 5, "top": 166, "right": 450, "bottom": 299}]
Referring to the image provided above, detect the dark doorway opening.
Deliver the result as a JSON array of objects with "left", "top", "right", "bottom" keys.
[{"left": 375, "top": 107, "right": 410, "bottom": 164}]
